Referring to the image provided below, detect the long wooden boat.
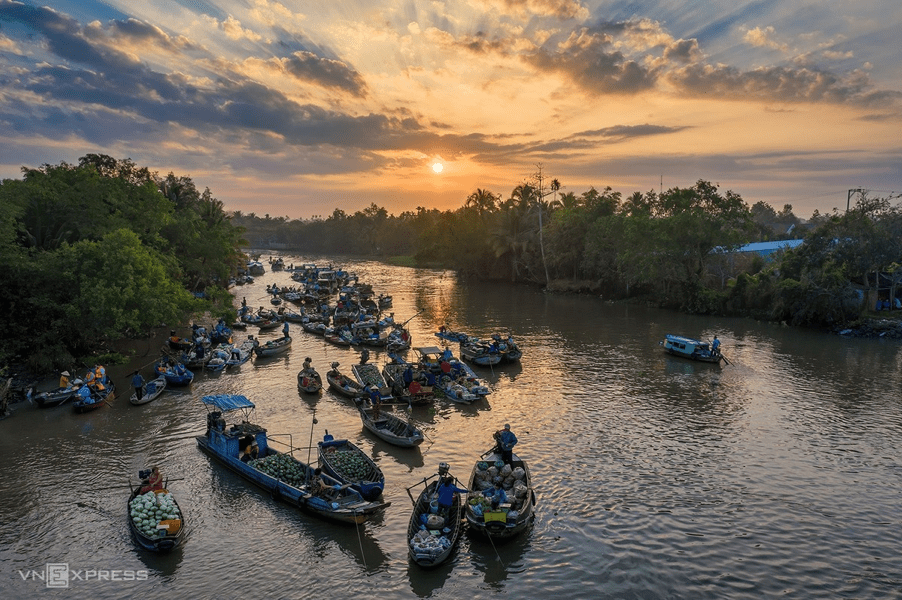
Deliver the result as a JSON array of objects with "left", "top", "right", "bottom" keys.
[
  {"left": 318, "top": 433, "right": 385, "bottom": 501},
  {"left": 326, "top": 363, "right": 366, "bottom": 398},
  {"left": 129, "top": 375, "right": 167, "bottom": 406},
  {"left": 253, "top": 336, "right": 292, "bottom": 358},
  {"left": 226, "top": 336, "right": 258, "bottom": 368},
  {"left": 465, "top": 447, "right": 536, "bottom": 540},
  {"left": 128, "top": 482, "right": 186, "bottom": 552},
  {"left": 195, "top": 394, "right": 389, "bottom": 525},
  {"left": 406, "top": 463, "right": 464, "bottom": 569},
  {"left": 33, "top": 382, "right": 82, "bottom": 408},
  {"left": 351, "top": 363, "right": 393, "bottom": 403},
  {"left": 353, "top": 398, "right": 424, "bottom": 447},
  {"left": 661, "top": 334, "right": 723, "bottom": 363}
]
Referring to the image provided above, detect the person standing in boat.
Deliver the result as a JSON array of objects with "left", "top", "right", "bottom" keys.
[
  {"left": 712, "top": 336, "right": 721, "bottom": 354},
  {"left": 132, "top": 371, "right": 145, "bottom": 401},
  {"left": 282, "top": 321, "right": 290, "bottom": 338},
  {"left": 494, "top": 423, "right": 518, "bottom": 464},
  {"left": 59, "top": 371, "right": 71, "bottom": 389}
]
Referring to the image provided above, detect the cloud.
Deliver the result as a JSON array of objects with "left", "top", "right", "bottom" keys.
[
  {"left": 744, "top": 26, "right": 788, "bottom": 51},
  {"left": 279, "top": 51, "right": 368, "bottom": 97}
]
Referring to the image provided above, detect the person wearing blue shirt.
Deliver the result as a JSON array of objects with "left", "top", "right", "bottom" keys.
[
  {"left": 711, "top": 336, "right": 721, "bottom": 354},
  {"left": 436, "top": 476, "right": 469, "bottom": 518},
  {"left": 131, "top": 371, "right": 145, "bottom": 401},
  {"left": 483, "top": 479, "right": 508, "bottom": 508},
  {"left": 282, "top": 321, "right": 290, "bottom": 338},
  {"left": 495, "top": 423, "right": 518, "bottom": 463}
]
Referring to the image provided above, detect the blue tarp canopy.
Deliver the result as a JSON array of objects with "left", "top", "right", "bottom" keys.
[{"left": 200, "top": 394, "right": 255, "bottom": 411}]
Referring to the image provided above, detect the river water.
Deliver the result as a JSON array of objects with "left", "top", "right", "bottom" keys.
[{"left": 2, "top": 255, "right": 901, "bottom": 599}]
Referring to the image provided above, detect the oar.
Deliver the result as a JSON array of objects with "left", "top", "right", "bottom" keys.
[
  {"left": 720, "top": 354, "right": 732, "bottom": 366},
  {"left": 95, "top": 478, "right": 185, "bottom": 491}
]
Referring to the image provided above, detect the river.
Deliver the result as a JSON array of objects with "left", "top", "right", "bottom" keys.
[{"left": 2, "top": 255, "right": 901, "bottom": 599}]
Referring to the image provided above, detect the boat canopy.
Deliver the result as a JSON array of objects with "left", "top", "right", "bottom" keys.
[
  {"left": 665, "top": 334, "right": 704, "bottom": 346},
  {"left": 416, "top": 346, "right": 443, "bottom": 356},
  {"left": 201, "top": 394, "right": 255, "bottom": 412}
]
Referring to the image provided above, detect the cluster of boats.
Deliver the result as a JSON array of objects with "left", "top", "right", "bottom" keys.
[
  {"left": 31, "top": 365, "right": 116, "bottom": 413},
  {"left": 33, "top": 259, "right": 535, "bottom": 564}
]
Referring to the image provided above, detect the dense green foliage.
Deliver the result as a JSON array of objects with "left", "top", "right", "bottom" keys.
[
  {"left": 0, "top": 155, "right": 247, "bottom": 372},
  {"left": 235, "top": 174, "right": 900, "bottom": 327}
]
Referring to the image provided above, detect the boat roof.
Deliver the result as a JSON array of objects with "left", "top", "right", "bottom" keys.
[
  {"left": 200, "top": 394, "right": 255, "bottom": 411},
  {"left": 416, "top": 346, "right": 442, "bottom": 355},
  {"left": 665, "top": 334, "right": 704, "bottom": 345}
]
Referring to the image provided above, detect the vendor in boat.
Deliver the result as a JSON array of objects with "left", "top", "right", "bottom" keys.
[
  {"left": 494, "top": 423, "right": 518, "bottom": 464},
  {"left": 436, "top": 476, "right": 470, "bottom": 518},
  {"left": 712, "top": 336, "right": 721, "bottom": 354},
  {"left": 59, "top": 371, "right": 70, "bottom": 389},
  {"left": 483, "top": 478, "right": 508, "bottom": 509},
  {"left": 302, "top": 357, "right": 314, "bottom": 374},
  {"left": 282, "top": 321, "right": 290, "bottom": 338},
  {"left": 241, "top": 441, "right": 258, "bottom": 463},
  {"left": 139, "top": 466, "right": 164, "bottom": 493},
  {"left": 310, "top": 468, "right": 331, "bottom": 495}
]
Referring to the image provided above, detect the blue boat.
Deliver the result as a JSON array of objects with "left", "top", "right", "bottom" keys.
[
  {"left": 196, "top": 395, "right": 389, "bottom": 525},
  {"left": 318, "top": 432, "right": 385, "bottom": 501},
  {"left": 155, "top": 358, "right": 194, "bottom": 386},
  {"left": 661, "top": 334, "right": 724, "bottom": 363},
  {"left": 73, "top": 376, "right": 115, "bottom": 413}
]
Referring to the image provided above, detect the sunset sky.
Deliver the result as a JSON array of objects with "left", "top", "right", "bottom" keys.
[{"left": 1, "top": 1, "right": 899, "bottom": 220}]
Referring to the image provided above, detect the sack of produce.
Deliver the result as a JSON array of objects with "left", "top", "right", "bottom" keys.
[
  {"left": 426, "top": 514, "right": 445, "bottom": 529},
  {"left": 500, "top": 464, "right": 512, "bottom": 478},
  {"left": 513, "top": 481, "right": 528, "bottom": 498},
  {"left": 512, "top": 466, "right": 525, "bottom": 480}
]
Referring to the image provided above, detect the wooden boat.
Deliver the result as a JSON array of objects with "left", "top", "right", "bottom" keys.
[
  {"left": 326, "top": 363, "right": 366, "bottom": 398},
  {"left": 253, "top": 336, "right": 292, "bottom": 358},
  {"left": 324, "top": 327, "right": 354, "bottom": 347},
  {"left": 33, "top": 380, "right": 83, "bottom": 408},
  {"left": 351, "top": 363, "right": 393, "bottom": 403},
  {"left": 381, "top": 362, "right": 434, "bottom": 406},
  {"left": 436, "top": 380, "right": 479, "bottom": 404},
  {"left": 297, "top": 367, "right": 323, "bottom": 393},
  {"left": 226, "top": 336, "right": 258, "bottom": 368},
  {"left": 465, "top": 447, "right": 536, "bottom": 540},
  {"left": 155, "top": 359, "right": 194, "bottom": 386},
  {"left": 434, "top": 328, "right": 469, "bottom": 344},
  {"left": 205, "top": 346, "right": 232, "bottom": 371},
  {"left": 353, "top": 398, "right": 424, "bottom": 447},
  {"left": 73, "top": 380, "right": 115, "bottom": 413},
  {"left": 130, "top": 375, "right": 167, "bottom": 405},
  {"left": 661, "top": 334, "right": 723, "bottom": 363},
  {"left": 492, "top": 334, "right": 523, "bottom": 363},
  {"left": 318, "top": 433, "right": 385, "bottom": 501},
  {"left": 195, "top": 394, "right": 389, "bottom": 525},
  {"left": 406, "top": 463, "right": 464, "bottom": 569},
  {"left": 128, "top": 480, "right": 186, "bottom": 552},
  {"left": 302, "top": 320, "right": 327, "bottom": 335},
  {"left": 458, "top": 338, "right": 502, "bottom": 366}
]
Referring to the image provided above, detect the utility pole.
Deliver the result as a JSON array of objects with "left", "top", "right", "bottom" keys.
[{"left": 847, "top": 188, "right": 865, "bottom": 212}]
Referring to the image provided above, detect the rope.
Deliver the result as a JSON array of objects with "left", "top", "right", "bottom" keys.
[
  {"left": 485, "top": 522, "right": 505, "bottom": 566},
  {"left": 354, "top": 521, "right": 368, "bottom": 571}
]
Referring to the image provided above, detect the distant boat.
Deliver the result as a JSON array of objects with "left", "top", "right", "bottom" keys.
[{"left": 661, "top": 334, "right": 724, "bottom": 363}]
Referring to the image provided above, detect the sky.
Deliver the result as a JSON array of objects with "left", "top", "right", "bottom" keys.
[{"left": 0, "top": 1, "right": 900, "bottom": 220}]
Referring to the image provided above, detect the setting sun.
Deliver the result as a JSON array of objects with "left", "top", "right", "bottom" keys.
[{"left": 432, "top": 162, "right": 443, "bottom": 174}]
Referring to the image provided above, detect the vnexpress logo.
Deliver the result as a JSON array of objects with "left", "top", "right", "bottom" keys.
[{"left": 18, "top": 563, "right": 148, "bottom": 586}]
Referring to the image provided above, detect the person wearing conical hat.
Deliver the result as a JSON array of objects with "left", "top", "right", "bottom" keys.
[{"left": 59, "top": 371, "right": 70, "bottom": 388}]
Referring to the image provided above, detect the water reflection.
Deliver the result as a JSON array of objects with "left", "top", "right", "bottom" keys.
[{"left": 5, "top": 254, "right": 902, "bottom": 599}]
